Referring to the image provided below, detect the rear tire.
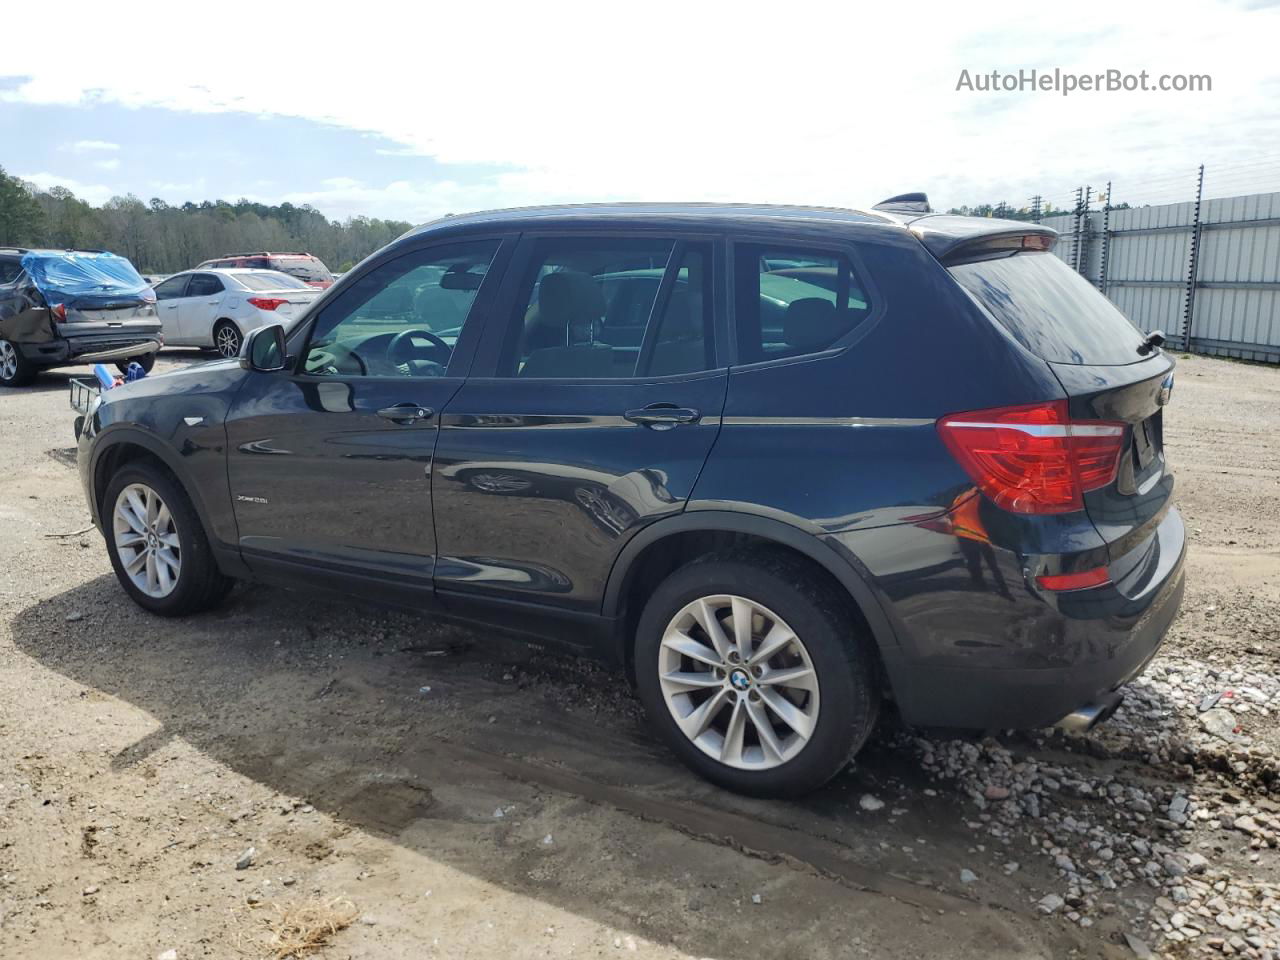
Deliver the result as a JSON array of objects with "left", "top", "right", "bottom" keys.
[
  {"left": 102, "top": 460, "right": 234, "bottom": 616},
  {"left": 634, "top": 551, "right": 880, "bottom": 797},
  {"left": 0, "top": 339, "right": 36, "bottom": 387},
  {"left": 213, "top": 320, "right": 242, "bottom": 359}
]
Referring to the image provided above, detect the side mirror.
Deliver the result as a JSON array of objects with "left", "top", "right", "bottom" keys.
[{"left": 241, "top": 324, "right": 288, "bottom": 372}]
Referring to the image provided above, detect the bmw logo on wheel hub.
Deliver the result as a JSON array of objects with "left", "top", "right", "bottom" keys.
[{"left": 729, "top": 668, "right": 752, "bottom": 691}]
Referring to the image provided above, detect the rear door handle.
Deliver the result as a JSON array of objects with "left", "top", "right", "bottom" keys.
[
  {"left": 377, "top": 403, "right": 435, "bottom": 424},
  {"left": 623, "top": 405, "right": 702, "bottom": 429}
]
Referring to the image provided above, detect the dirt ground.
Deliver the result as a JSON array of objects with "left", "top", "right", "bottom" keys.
[{"left": 1, "top": 351, "right": 1278, "bottom": 960}]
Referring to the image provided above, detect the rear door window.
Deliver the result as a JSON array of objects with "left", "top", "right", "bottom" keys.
[
  {"left": 949, "top": 252, "right": 1148, "bottom": 365},
  {"left": 733, "top": 245, "right": 872, "bottom": 363},
  {"left": 153, "top": 275, "right": 190, "bottom": 300},
  {"left": 187, "top": 274, "right": 224, "bottom": 297},
  {"left": 496, "top": 238, "right": 716, "bottom": 379}
]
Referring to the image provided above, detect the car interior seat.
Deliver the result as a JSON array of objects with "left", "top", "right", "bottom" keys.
[{"left": 520, "top": 271, "right": 613, "bottom": 378}]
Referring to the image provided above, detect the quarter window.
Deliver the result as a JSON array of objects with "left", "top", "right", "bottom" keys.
[
  {"left": 302, "top": 241, "right": 498, "bottom": 378},
  {"left": 734, "top": 245, "right": 871, "bottom": 363},
  {"left": 498, "top": 238, "right": 715, "bottom": 379}
]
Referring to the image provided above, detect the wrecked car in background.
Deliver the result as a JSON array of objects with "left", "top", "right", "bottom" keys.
[{"left": 0, "top": 248, "right": 162, "bottom": 388}]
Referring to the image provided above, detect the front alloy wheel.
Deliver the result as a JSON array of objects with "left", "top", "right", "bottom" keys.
[
  {"left": 659, "top": 595, "right": 819, "bottom": 770},
  {"left": 0, "top": 340, "right": 18, "bottom": 381},
  {"left": 113, "top": 483, "right": 182, "bottom": 598},
  {"left": 0, "top": 338, "right": 35, "bottom": 386}
]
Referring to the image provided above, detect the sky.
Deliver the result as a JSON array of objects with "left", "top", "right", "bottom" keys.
[{"left": 3, "top": 0, "right": 1280, "bottom": 224}]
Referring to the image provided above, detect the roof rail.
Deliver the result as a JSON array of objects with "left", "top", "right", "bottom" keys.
[
  {"left": 872, "top": 192, "right": 932, "bottom": 214},
  {"left": 215, "top": 251, "right": 313, "bottom": 258},
  {"left": 0, "top": 247, "right": 31, "bottom": 254}
]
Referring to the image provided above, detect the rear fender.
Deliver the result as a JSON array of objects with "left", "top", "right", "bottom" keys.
[{"left": 601, "top": 510, "right": 902, "bottom": 662}]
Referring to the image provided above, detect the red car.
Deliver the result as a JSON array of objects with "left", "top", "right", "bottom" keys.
[{"left": 196, "top": 252, "right": 334, "bottom": 289}]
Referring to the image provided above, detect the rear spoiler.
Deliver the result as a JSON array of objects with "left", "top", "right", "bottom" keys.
[{"left": 907, "top": 215, "right": 1059, "bottom": 264}]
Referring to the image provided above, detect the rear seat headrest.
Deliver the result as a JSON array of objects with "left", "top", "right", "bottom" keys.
[{"left": 783, "top": 297, "right": 845, "bottom": 350}]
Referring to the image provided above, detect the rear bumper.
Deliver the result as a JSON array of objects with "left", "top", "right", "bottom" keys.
[
  {"left": 19, "top": 332, "right": 162, "bottom": 367},
  {"left": 872, "top": 506, "right": 1187, "bottom": 730}
]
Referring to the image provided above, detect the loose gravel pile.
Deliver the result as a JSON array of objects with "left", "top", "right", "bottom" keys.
[{"left": 898, "top": 651, "right": 1280, "bottom": 957}]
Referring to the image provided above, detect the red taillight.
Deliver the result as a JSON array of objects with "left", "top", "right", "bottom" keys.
[
  {"left": 52, "top": 303, "right": 67, "bottom": 322},
  {"left": 247, "top": 297, "right": 288, "bottom": 311},
  {"left": 1036, "top": 567, "right": 1111, "bottom": 591},
  {"left": 937, "top": 400, "right": 1125, "bottom": 514}
]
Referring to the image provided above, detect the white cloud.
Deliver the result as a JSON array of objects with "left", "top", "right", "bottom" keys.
[
  {"left": 7, "top": 0, "right": 1280, "bottom": 217},
  {"left": 93, "top": 158, "right": 120, "bottom": 171},
  {"left": 17, "top": 172, "right": 115, "bottom": 205},
  {"left": 65, "top": 139, "right": 120, "bottom": 152}
]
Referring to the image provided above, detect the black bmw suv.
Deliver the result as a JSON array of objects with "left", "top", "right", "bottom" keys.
[{"left": 76, "top": 198, "right": 1185, "bottom": 796}]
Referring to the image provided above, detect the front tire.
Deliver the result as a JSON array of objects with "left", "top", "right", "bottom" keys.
[
  {"left": 102, "top": 460, "right": 233, "bottom": 616},
  {"left": 634, "top": 552, "right": 880, "bottom": 797},
  {"left": 0, "top": 338, "right": 36, "bottom": 387},
  {"left": 213, "top": 320, "right": 242, "bottom": 359}
]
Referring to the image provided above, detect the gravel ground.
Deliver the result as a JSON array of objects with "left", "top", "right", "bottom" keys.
[{"left": 0, "top": 350, "right": 1277, "bottom": 960}]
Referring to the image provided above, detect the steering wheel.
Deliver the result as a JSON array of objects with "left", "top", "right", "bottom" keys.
[
  {"left": 387, "top": 329, "right": 450, "bottom": 371},
  {"left": 305, "top": 346, "right": 368, "bottom": 376}
]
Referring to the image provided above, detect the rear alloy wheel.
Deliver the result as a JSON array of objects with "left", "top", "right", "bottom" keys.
[
  {"left": 102, "top": 460, "right": 233, "bottom": 615},
  {"left": 213, "top": 321, "right": 242, "bottom": 359},
  {"left": 0, "top": 338, "right": 36, "bottom": 387},
  {"left": 658, "top": 595, "right": 819, "bottom": 770},
  {"left": 635, "top": 553, "right": 880, "bottom": 797}
]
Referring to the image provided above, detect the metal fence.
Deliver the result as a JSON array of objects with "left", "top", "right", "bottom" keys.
[{"left": 1040, "top": 178, "right": 1280, "bottom": 363}]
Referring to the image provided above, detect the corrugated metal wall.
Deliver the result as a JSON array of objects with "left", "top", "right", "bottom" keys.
[{"left": 1037, "top": 191, "right": 1280, "bottom": 363}]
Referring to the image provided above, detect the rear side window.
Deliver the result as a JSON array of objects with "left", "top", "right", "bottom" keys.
[
  {"left": 497, "top": 237, "right": 716, "bottom": 380},
  {"left": 0, "top": 259, "right": 22, "bottom": 284},
  {"left": 154, "top": 275, "right": 189, "bottom": 300},
  {"left": 733, "top": 245, "right": 871, "bottom": 363},
  {"left": 949, "top": 252, "right": 1148, "bottom": 365},
  {"left": 187, "top": 274, "right": 224, "bottom": 297}
]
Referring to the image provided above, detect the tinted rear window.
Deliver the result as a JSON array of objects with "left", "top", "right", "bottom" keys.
[
  {"left": 950, "top": 252, "right": 1148, "bottom": 365},
  {"left": 237, "top": 271, "right": 310, "bottom": 291},
  {"left": 270, "top": 257, "right": 332, "bottom": 282}
]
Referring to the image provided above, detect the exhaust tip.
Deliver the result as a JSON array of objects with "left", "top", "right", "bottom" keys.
[{"left": 1055, "top": 691, "right": 1123, "bottom": 733}]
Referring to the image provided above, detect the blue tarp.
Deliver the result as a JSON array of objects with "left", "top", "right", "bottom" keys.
[{"left": 20, "top": 251, "right": 153, "bottom": 307}]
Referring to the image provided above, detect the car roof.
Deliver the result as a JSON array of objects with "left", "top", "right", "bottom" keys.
[
  {"left": 403, "top": 202, "right": 894, "bottom": 238},
  {"left": 173, "top": 267, "right": 294, "bottom": 276},
  {"left": 398, "top": 201, "right": 1058, "bottom": 259}
]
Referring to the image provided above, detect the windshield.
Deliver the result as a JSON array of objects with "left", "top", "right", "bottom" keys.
[
  {"left": 949, "top": 252, "right": 1149, "bottom": 365},
  {"left": 236, "top": 271, "right": 311, "bottom": 291},
  {"left": 270, "top": 257, "right": 332, "bottom": 282},
  {"left": 19, "top": 251, "right": 151, "bottom": 304}
]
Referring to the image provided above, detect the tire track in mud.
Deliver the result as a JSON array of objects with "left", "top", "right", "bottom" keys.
[{"left": 396, "top": 737, "right": 1003, "bottom": 917}]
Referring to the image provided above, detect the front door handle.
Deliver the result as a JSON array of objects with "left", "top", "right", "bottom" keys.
[
  {"left": 623, "top": 405, "right": 702, "bottom": 429},
  {"left": 377, "top": 403, "right": 435, "bottom": 424}
]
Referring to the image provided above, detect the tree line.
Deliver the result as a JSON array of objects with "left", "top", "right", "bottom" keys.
[
  {"left": 945, "top": 199, "right": 1132, "bottom": 221},
  {"left": 0, "top": 165, "right": 413, "bottom": 274}
]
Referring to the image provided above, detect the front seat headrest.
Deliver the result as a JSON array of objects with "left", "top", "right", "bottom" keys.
[{"left": 783, "top": 297, "right": 846, "bottom": 351}]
